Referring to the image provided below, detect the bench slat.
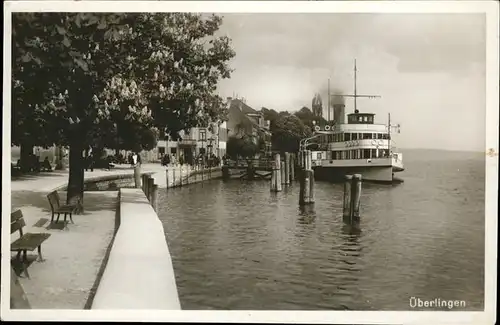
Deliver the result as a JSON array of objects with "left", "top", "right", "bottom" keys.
[{"left": 11, "top": 233, "right": 51, "bottom": 251}]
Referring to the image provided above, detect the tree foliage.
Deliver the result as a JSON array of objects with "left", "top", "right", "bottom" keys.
[
  {"left": 12, "top": 13, "right": 235, "bottom": 206},
  {"left": 294, "top": 106, "right": 327, "bottom": 130},
  {"left": 271, "top": 113, "right": 311, "bottom": 153},
  {"left": 227, "top": 135, "right": 259, "bottom": 160}
]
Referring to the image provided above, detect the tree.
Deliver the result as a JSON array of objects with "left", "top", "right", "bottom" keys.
[
  {"left": 294, "top": 106, "right": 327, "bottom": 130},
  {"left": 271, "top": 113, "right": 311, "bottom": 153},
  {"left": 227, "top": 135, "right": 259, "bottom": 161},
  {"left": 12, "top": 13, "right": 235, "bottom": 211}
]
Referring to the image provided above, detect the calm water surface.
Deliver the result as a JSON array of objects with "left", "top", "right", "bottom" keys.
[{"left": 157, "top": 149, "right": 485, "bottom": 310}]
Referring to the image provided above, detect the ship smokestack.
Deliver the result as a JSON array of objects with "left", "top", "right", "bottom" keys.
[{"left": 331, "top": 89, "right": 345, "bottom": 124}]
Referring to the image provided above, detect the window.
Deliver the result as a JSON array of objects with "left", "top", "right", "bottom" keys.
[
  {"left": 317, "top": 153, "right": 322, "bottom": 160},
  {"left": 352, "top": 133, "right": 358, "bottom": 140},
  {"left": 362, "top": 133, "right": 373, "bottom": 140},
  {"left": 371, "top": 149, "right": 377, "bottom": 159},
  {"left": 363, "top": 116, "right": 368, "bottom": 122},
  {"left": 363, "top": 149, "right": 370, "bottom": 159},
  {"left": 171, "top": 148, "right": 177, "bottom": 154},
  {"left": 345, "top": 133, "right": 351, "bottom": 141},
  {"left": 158, "top": 147, "right": 165, "bottom": 154},
  {"left": 199, "top": 129, "right": 206, "bottom": 141}
]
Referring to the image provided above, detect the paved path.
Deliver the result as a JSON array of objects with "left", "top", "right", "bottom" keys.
[
  {"left": 11, "top": 163, "right": 167, "bottom": 193},
  {"left": 9, "top": 163, "right": 166, "bottom": 309}
]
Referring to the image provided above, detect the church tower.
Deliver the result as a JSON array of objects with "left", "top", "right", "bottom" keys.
[{"left": 311, "top": 93, "right": 323, "bottom": 118}]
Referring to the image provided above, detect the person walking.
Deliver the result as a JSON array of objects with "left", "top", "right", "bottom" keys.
[{"left": 132, "top": 152, "right": 138, "bottom": 166}]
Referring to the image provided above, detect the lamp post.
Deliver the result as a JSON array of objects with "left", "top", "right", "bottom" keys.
[{"left": 207, "top": 137, "right": 215, "bottom": 167}]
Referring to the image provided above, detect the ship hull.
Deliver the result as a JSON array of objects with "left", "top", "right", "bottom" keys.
[{"left": 313, "top": 165, "right": 403, "bottom": 184}]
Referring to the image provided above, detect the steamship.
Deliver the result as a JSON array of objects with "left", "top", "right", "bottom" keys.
[{"left": 308, "top": 60, "right": 404, "bottom": 183}]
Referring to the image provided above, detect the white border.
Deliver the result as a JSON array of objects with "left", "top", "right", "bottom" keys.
[{"left": 2, "top": 1, "right": 498, "bottom": 324}]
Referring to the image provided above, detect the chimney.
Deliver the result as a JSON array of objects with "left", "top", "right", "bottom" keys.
[{"left": 333, "top": 104, "right": 345, "bottom": 124}]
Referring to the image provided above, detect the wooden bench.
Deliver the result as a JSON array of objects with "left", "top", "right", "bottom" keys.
[
  {"left": 47, "top": 191, "right": 77, "bottom": 225},
  {"left": 11, "top": 210, "right": 51, "bottom": 279}
]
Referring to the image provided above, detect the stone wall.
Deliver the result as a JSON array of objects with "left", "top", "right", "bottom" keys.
[{"left": 90, "top": 188, "right": 181, "bottom": 309}]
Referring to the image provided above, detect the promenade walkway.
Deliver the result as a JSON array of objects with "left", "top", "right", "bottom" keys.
[{"left": 8, "top": 163, "right": 200, "bottom": 309}]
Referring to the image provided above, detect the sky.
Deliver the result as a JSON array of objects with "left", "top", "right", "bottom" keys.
[{"left": 215, "top": 13, "right": 486, "bottom": 152}]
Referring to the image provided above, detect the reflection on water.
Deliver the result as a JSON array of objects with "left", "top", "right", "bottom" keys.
[{"left": 157, "top": 150, "right": 485, "bottom": 310}]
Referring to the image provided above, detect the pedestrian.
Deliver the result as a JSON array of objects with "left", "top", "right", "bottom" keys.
[{"left": 132, "top": 152, "right": 138, "bottom": 166}]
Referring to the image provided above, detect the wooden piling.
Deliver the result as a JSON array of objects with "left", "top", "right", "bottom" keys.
[
  {"left": 290, "top": 153, "right": 295, "bottom": 181},
  {"left": 148, "top": 177, "right": 155, "bottom": 202},
  {"left": 351, "top": 174, "right": 362, "bottom": 219},
  {"left": 280, "top": 161, "right": 286, "bottom": 184},
  {"left": 151, "top": 184, "right": 158, "bottom": 212},
  {"left": 134, "top": 164, "right": 141, "bottom": 189},
  {"left": 141, "top": 174, "right": 147, "bottom": 193},
  {"left": 284, "top": 153, "right": 290, "bottom": 185},
  {"left": 343, "top": 175, "right": 353, "bottom": 222},
  {"left": 172, "top": 168, "right": 176, "bottom": 188},
  {"left": 309, "top": 169, "right": 315, "bottom": 203},
  {"left": 145, "top": 176, "right": 150, "bottom": 200},
  {"left": 270, "top": 169, "right": 276, "bottom": 191},
  {"left": 299, "top": 169, "right": 314, "bottom": 205},
  {"left": 271, "top": 153, "right": 282, "bottom": 192}
]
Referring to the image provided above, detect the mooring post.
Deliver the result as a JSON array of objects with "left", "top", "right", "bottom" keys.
[
  {"left": 151, "top": 184, "right": 158, "bottom": 212},
  {"left": 271, "top": 153, "right": 282, "bottom": 192},
  {"left": 305, "top": 150, "right": 312, "bottom": 171},
  {"left": 284, "top": 153, "right": 290, "bottom": 185},
  {"left": 309, "top": 169, "right": 315, "bottom": 203},
  {"left": 144, "top": 175, "right": 149, "bottom": 199},
  {"left": 134, "top": 164, "right": 141, "bottom": 189},
  {"left": 299, "top": 169, "right": 314, "bottom": 205},
  {"left": 141, "top": 174, "right": 146, "bottom": 193},
  {"left": 343, "top": 175, "right": 353, "bottom": 223},
  {"left": 222, "top": 164, "right": 230, "bottom": 180},
  {"left": 165, "top": 168, "right": 170, "bottom": 189},
  {"left": 270, "top": 166, "right": 276, "bottom": 191},
  {"left": 149, "top": 177, "right": 156, "bottom": 202},
  {"left": 290, "top": 153, "right": 295, "bottom": 181},
  {"left": 172, "top": 168, "right": 176, "bottom": 188},
  {"left": 351, "top": 174, "right": 362, "bottom": 220},
  {"left": 275, "top": 153, "right": 282, "bottom": 190},
  {"left": 280, "top": 161, "right": 286, "bottom": 185}
]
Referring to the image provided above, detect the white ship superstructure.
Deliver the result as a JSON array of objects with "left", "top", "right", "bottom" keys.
[{"left": 304, "top": 60, "right": 404, "bottom": 183}]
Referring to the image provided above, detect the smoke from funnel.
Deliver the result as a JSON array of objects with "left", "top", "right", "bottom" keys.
[{"left": 331, "top": 89, "right": 345, "bottom": 106}]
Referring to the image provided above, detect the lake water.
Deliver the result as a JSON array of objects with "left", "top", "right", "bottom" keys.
[{"left": 157, "top": 149, "right": 485, "bottom": 310}]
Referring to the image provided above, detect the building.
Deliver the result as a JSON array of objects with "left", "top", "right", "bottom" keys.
[
  {"left": 156, "top": 123, "right": 221, "bottom": 164},
  {"left": 154, "top": 96, "right": 271, "bottom": 162},
  {"left": 226, "top": 97, "right": 272, "bottom": 155}
]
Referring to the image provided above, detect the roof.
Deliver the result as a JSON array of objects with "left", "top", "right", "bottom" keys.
[{"left": 228, "top": 99, "right": 271, "bottom": 135}]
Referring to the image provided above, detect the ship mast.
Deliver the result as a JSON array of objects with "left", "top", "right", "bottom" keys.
[
  {"left": 331, "top": 59, "right": 381, "bottom": 113},
  {"left": 354, "top": 59, "right": 357, "bottom": 112}
]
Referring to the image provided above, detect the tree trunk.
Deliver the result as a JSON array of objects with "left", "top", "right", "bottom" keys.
[
  {"left": 55, "top": 145, "right": 66, "bottom": 170},
  {"left": 66, "top": 139, "right": 85, "bottom": 214},
  {"left": 20, "top": 143, "right": 33, "bottom": 173}
]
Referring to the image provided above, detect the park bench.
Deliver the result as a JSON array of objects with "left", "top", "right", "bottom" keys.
[
  {"left": 11, "top": 209, "right": 51, "bottom": 279},
  {"left": 47, "top": 191, "right": 77, "bottom": 226}
]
